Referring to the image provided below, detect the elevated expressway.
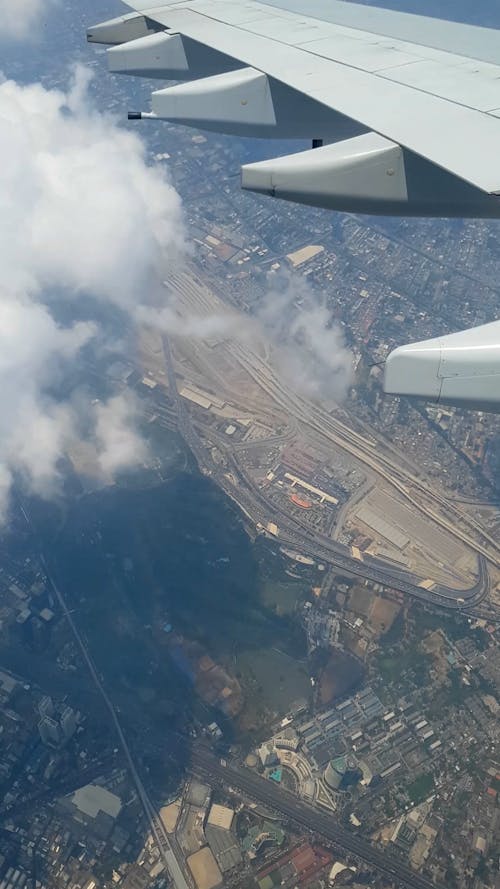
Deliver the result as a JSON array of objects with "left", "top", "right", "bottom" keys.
[
  {"left": 191, "top": 747, "right": 445, "bottom": 889},
  {"left": 228, "top": 339, "right": 500, "bottom": 568},
  {"left": 169, "top": 271, "right": 500, "bottom": 569},
  {"left": 215, "top": 443, "right": 490, "bottom": 610},
  {"left": 162, "top": 335, "right": 490, "bottom": 611},
  {"left": 19, "top": 496, "right": 193, "bottom": 889}
]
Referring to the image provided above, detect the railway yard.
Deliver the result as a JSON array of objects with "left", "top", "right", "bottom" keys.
[{"left": 138, "top": 267, "right": 500, "bottom": 616}]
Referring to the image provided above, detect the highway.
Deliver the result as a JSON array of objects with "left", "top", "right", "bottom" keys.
[
  {"left": 48, "top": 565, "right": 191, "bottom": 889},
  {"left": 160, "top": 333, "right": 489, "bottom": 611},
  {"left": 217, "top": 441, "right": 490, "bottom": 608},
  {"left": 170, "top": 271, "right": 500, "bottom": 568},
  {"left": 164, "top": 368, "right": 489, "bottom": 610},
  {"left": 228, "top": 339, "right": 500, "bottom": 567},
  {"left": 18, "top": 505, "right": 191, "bottom": 889},
  {"left": 191, "top": 747, "right": 445, "bottom": 889}
]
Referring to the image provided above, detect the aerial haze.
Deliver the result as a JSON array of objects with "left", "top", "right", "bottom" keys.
[{"left": 0, "top": 2, "right": 499, "bottom": 889}]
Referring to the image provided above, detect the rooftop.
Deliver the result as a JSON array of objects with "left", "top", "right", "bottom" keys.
[
  {"left": 70, "top": 784, "right": 122, "bottom": 820},
  {"left": 207, "top": 804, "right": 234, "bottom": 831}
]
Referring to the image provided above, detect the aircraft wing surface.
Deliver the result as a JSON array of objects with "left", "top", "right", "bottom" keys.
[
  {"left": 87, "top": 1, "right": 500, "bottom": 410},
  {"left": 102, "top": 0, "right": 500, "bottom": 197}
]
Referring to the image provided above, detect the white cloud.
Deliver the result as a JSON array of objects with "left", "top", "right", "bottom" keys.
[
  {"left": 143, "top": 272, "right": 353, "bottom": 403},
  {"left": 95, "top": 394, "right": 148, "bottom": 476},
  {"left": 258, "top": 273, "right": 354, "bottom": 401},
  {"left": 0, "top": 0, "right": 57, "bottom": 40},
  {"left": 0, "top": 297, "right": 95, "bottom": 516},
  {"left": 0, "top": 61, "right": 351, "bottom": 521},
  {"left": 0, "top": 67, "right": 185, "bottom": 518},
  {"left": 0, "top": 67, "right": 184, "bottom": 310}
]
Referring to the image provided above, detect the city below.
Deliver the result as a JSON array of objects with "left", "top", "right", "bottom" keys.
[{"left": 0, "top": 4, "right": 499, "bottom": 889}]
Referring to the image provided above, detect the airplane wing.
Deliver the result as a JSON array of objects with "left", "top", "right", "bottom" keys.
[
  {"left": 87, "top": 0, "right": 500, "bottom": 217},
  {"left": 87, "top": 1, "right": 500, "bottom": 411}
]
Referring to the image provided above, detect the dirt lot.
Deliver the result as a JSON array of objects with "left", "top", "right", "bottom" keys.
[
  {"left": 348, "top": 587, "right": 400, "bottom": 636},
  {"left": 369, "top": 597, "right": 401, "bottom": 634},
  {"left": 348, "top": 586, "right": 373, "bottom": 616},
  {"left": 421, "top": 630, "right": 449, "bottom": 683},
  {"left": 187, "top": 848, "right": 222, "bottom": 889}
]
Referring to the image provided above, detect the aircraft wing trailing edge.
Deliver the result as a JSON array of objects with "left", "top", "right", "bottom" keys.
[
  {"left": 89, "top": 0, "right": 500, "bottom": 217},
  {"left": 87, "top": 0, "right": 500, "bottom": 411}
]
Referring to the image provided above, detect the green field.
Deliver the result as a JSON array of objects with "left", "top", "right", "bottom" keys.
[
  {"left": 260, "top": 579, "right": 305, "bottom": 616},
  {"left": 377, "top": 648, "right": 431, "bottom": 685},
  {"left": 407, "top": 772, "right": 435, "bottom": 803},
  {"left": 236, "top": 646, "right": 311, "bottom": 714}
]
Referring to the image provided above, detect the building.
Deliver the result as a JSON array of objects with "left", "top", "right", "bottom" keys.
[
  {"left": 38, "top": 695, "right": 54, "bottom": 719},
  {"left": 60, "top": 706, "right": 77, "bottom": 740},
  {"left": 0, "top": 867, "right": 28, "bottom": 889},
  {"left": 324, "top": 757, "right": 346, "bottom": 791},
  {"left": 242, "top": 823, "right": 285, "bottom": 859},
  {"left": 0, "top": 672, "right": 17, "bottom": 706},
  {"left": 207, "top": 804, "right": 234, "bottom": 831},
  {"left": 329, "top": 861, "right": 357, "bottom": 884},
  {"left": 205, "top": 804, "right": 241, "bottom": 872},
  {"left": 207, "top": 722, "right": 222, "bottom": 740},
  {"left": 122, "top": 864, "right": 150, "bottom": 889},
  {"left": 274, "top": 727, "right": 300, "bottom": 752},
  {"left": 258, "top": 743, "right": 278, "bottom": 768},
  {"left": 205, "top": 826, "right": 241, "bottom": 873},
  {"left": 60, "top": 784, "right": 123, "bottom": 841},
  {"left": 38, "top": 716, "right": 61, "bottom": 747},
  {"left": 324, "top": 755, "right": 361, "bottom": 792}
]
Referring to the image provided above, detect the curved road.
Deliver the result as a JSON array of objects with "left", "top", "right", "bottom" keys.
[
  {"left": 162, "top": 335, "right": 490, "bottom": 611},
  {"left": 219, "top": 446, "right": 490, "bottom": 609}
]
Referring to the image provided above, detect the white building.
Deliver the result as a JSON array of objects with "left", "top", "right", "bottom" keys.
[
  {"left": 38, "top": 716, "right": 61, "bottom": 747},
  {"left": 60, "top": 707, "right": 77, "bottom": 740}
]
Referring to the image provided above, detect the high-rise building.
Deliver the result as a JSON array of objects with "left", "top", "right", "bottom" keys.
[
  {"left": 38, "top": 716, "right": 61, "bottom": 747},
  {"left": 258, "top": 742, "right": 278, "bottom": 768},
  {"left": 324, "top": 756, "right": 346, "bottom": 791},
  {"left": 38, "top": 695, "right": 54, "bottom": 719},
  {"left": 60, "top": 707, "right": 77, "bottom": 740},
  {"left": 324, "top": 755, "right": 361, "bottom": 793}
]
